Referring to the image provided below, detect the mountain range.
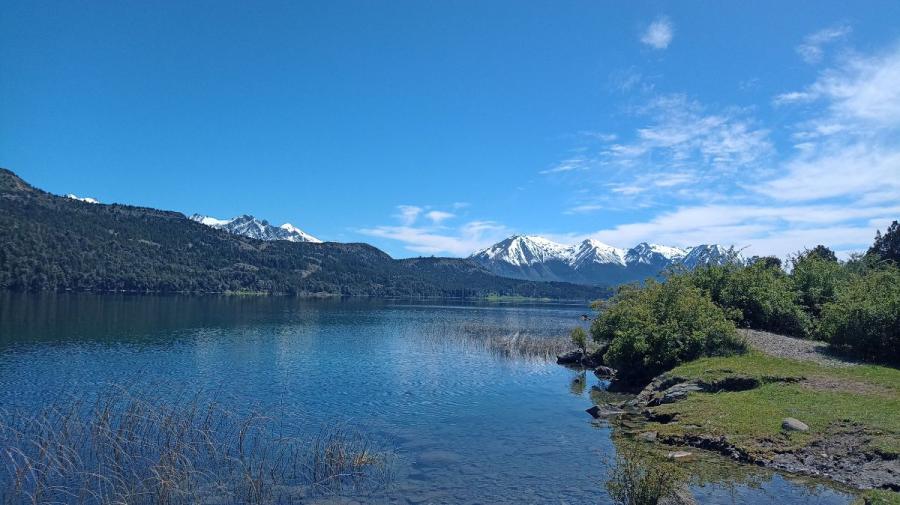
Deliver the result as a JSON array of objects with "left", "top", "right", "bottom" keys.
[
  {"left": 0, "top": 169, "right": 606, "bottom": 300},
  {"left": 190, "top": 214, "right": 321, "bottom": 243},
  {"left": 470, "top": 235, "right": 737, "bottom": 286}
]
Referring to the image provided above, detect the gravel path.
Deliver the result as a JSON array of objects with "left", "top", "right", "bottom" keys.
[{"left": 739, "top": 329, "right": 860, "bottom": 367}]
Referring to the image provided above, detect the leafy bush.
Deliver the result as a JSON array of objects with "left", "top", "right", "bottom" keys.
[
  {"left": 591, "top": 276, "right": 745, "bottom": 384},
  {"left": 689, "top": 262, "right": 812, "bottom": 338},
  {"left": 790, "top": 252, "right": 845, "bottom": 319},
  {"left": 819, "top": 267, "right": 900, "bottom": 363},
  {"left": 570, "top": 326, "right": 588, "bottom": 354}
]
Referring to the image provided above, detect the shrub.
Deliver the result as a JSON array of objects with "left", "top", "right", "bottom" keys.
[
  {"left": 819, "top": 267, "right": 900, "bottom": 363},
  {"left": 790, "top": 253, "right": 845, "bottom": 319},
  {"left": 689, "top": 262, "right": 811, "bottom": 338},
  {"left": 591, "top": 276, "right": 745, "bottom": 384},
  {"left": 570, "top": 326, "right": 588, "bottom": 354}
]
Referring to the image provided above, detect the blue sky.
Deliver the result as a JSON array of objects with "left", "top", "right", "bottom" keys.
[{"left": 2, "top": 1, "right": 899, "bottom": 258}]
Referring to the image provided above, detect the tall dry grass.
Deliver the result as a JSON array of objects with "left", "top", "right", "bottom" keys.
[
  {"left": 418, "top": 320, "right": 572, "bottom": 361},
  {"left": 0, "top": 387, "right": 393, "bottom": 504}
]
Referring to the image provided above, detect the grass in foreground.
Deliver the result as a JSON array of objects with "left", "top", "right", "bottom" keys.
[
  {"left": 649, "top": 351, "right": 900, "bottom": 457},
  {"left": 0, "top": 388, "right": 393, "bottom": 504}
]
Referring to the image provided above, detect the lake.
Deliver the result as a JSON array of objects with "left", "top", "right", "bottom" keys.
[{"left": 0, "top": 293, "right": 855, "bottom": 504}]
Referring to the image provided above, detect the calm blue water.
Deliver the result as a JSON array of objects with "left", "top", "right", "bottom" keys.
[{"left": 0, "top": 294, "right": 854, "bottom": 504}]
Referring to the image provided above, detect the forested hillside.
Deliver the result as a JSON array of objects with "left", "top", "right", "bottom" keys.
[{"left": 0, "top": 169, "right": 607, "bottom": 299}]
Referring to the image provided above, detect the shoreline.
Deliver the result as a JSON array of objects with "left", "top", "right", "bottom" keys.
[{"left": 573, "top": 335, "right": 899, "bottom": 495}]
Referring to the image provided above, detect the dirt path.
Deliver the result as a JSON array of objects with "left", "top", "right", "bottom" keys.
[{"left": 739, "top": 329, "right": 860, "bottom": 367}]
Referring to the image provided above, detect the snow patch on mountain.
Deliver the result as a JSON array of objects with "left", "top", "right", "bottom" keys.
[
  {"left": 190, "top": 214, "right": 322, "bottom": 243},
  {"left": 470, "top": 235, "right": 739, "bottom": 286},
  {"left": 66, "top": 194, "right": 99, "bottom": 204}
]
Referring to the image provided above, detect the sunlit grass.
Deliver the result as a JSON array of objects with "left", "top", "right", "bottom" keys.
[{"left": 0, "top": 387, "right": 394, "bottom": 504}]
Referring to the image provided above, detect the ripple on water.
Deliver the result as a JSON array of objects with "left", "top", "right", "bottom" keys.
[{"left": 0, "top": 295, "right": 857, "bottom": 505}]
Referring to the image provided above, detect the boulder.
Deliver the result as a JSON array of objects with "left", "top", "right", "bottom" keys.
[
  {"left": 647, "top": 381, "right": 703, "bottom": 406},
  {"left": 586, "top": 404, "right": 626, "bottom": 418},
  {"left": 781, "top": 417, "right": 809, "bottom": 432},
  {"left": 556, "top": 350, "right": 584, "bottom": 365},
  {"left": 666, "top": 450, "right": 693, "bottom": 460},
  {"left": 593, "top": 366, "right": 617, "bottom": 378},
  {"left": 637, "top": 431, "right": 658, "bottom": 442}
]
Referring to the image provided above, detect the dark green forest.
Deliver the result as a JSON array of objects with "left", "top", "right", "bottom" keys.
[{"left": 0, "top": 169, "right": 608, "bottom": 300}]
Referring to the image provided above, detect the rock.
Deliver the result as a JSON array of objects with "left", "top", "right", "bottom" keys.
[
  {"left": 782, "top": 417, "right": 809, "bottom": 432},
  {"left": 666, "top": 450, "right": 693, "bottom": 460},
  {"left": 637, "top": 431, "right": 658, "bottom": 442},
  {"left": 594, "top": 366, "right": 617, "bottom": 378},
  {"left": 655, "top": 382, "right": 704, "bottom": 405},
  {"left": 556, "top": 350, "right": 584, "bottom": 365},
  {"left": 586, "top": 404, "right": 625, "bottom": 418}
]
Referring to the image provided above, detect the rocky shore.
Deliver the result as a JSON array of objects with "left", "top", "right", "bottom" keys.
[{"left": 558, "top": 329, "right": 900, "bottom": 492}]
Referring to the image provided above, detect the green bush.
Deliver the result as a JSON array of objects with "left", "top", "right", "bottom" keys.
[
  {"left": 790, "top": 253, "right": 845, "bottom": 319},
  {"left": 819, "top": 267, "right": 900, "bottom": 363},
  {"left": 570, "top": 326, "right": 588, "bottom": 354},
  {"left": 689, "top": 262, "right": 811, "bottom": 338},
  {"left": 591, "top": 276, "right": 745, "bottom": 384}
]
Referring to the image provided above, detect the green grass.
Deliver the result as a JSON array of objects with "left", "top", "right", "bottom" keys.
[
  {"left": 855, "top": 489, "right": 900, "bottom": 505},
  {"left": 648, "top": 351, "right": 900, "bottom": 458}
]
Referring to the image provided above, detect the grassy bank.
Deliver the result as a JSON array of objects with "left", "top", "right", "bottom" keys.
[{"left": 636, "top": 351, "right": 899, "bottom": 494}]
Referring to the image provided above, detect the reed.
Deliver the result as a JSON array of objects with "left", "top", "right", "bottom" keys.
[
  {"left": 0, "top": 387, "right": 393, "bottom": 504},
  {"left": 419, "top": 320, "right": 572, "bottom": 361}
]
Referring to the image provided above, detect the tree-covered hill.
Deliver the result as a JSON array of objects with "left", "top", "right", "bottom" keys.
[{"left": 0, "top": 169, "right": 607, "bottom": 299}]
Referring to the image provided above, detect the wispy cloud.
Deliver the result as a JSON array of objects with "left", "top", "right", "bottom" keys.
[
  {"left": 555, "top": 40, "right": 900, "bottom": 258},
  {"left": 796, "top": 25, "right": 852, "bottom": 64},
  {"left": 360, "top": 205, "right": 509, "bottom": 256},
  {"left": 425, "top": 210, "right": 455, "bottom": 224},
  {"left": 641, "top": 17, "right": 673, "bottom": 50}
]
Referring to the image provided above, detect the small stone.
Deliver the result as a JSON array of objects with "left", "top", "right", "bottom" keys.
[
  {"left": 667, "top": 450, "right": 693, "bottom": 460},
  {"left": 781, "top": 417, "right": 809, "bottom": 432}
]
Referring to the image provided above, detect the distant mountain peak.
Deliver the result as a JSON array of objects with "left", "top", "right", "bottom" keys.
[
  {"left": 470, "top": 234, "right": 737, "bottom": 286},
  {"left": 190, "top": 214, "right": 322, "bottom": 243}
]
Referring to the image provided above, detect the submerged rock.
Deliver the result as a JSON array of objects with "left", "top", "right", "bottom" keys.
[
  {"left": 556, "top": 350, "right": 584, "bottom": 365},
  {"left": 782, "top": 417, "right": 810, "bottom": 432},
  {"left": 586, "top": 404, "right": 626, "bottom": 418}
]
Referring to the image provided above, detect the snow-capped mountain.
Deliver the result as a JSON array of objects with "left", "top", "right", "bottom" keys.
[
  {"left": 190, "top": 214, "right": 322, "bottom": 243},
  {"left": 470, "top": 235, "right": 737, "bottom": 286}
]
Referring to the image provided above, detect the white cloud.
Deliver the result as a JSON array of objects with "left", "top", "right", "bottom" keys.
[
  {"left": 361, "top": 205, "right": 507, "bottom": 256},
  {"left": 395, "top": 205, "right": 422, "bottom": 225},
  {"left": 796, "top": 25, "right": 851, "bottom": 64},
  {"left": 359, "top": 219, "right": 509, "bottom": 256},
  {"left": 641, "top": 17, "right": 673, "bottom": 50},
  {"left": 425, "top": 210, "right": 455, "bottom": 224},
  {"left": 539, "top": 157, "right": 589, "bottom": 174},
  {"left": 547, "top": 41, "right": 900, "bottom": 259},
  {"left": 587, "top": 203, "right": 898, "bottom": 258}
]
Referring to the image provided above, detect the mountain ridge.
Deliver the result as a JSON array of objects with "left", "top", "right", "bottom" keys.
[
  {"left": 0, "top": 168, "right": 607, "bottom": 300},
  {"left": 470, "top": 235, "right": 737, "bottom": 286},
  {"left": 190, "top": 214, "right": 322, "bottom": 243}
]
